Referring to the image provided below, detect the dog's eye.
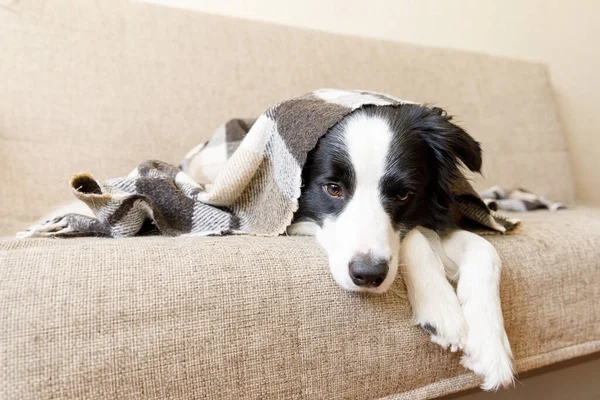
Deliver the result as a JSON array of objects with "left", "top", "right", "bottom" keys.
[
  {"left": 324, "top": 183, "right": 343, "bottom": 198},
  {"left": 396, "top": 192, "right": 410, "bottom": 202}
]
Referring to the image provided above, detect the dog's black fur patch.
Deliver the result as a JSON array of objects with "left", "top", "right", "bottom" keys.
[
  {"left": 422, "top": 323, "right": 438, "bottom": 335},
  {"left": 294, "top": 121, "right": 356, "bottom": 224},
  {"left": 293, "top": 104, "right": 482, "bottom": 232}
]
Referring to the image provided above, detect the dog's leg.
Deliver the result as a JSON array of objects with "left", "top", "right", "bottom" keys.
[
  {"left": 400, "top": 227, "right": 467, "bottom": 352},
  {"left": 441, "top": 230, "right": 514, "bottom": 390}
]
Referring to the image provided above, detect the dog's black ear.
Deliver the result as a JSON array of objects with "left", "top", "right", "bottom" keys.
[{"left": 420, "top": 107, "right": 482, "bottom": 173}]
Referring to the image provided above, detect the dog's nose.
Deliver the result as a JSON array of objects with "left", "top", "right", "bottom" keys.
[{"left": 349, "top": 258, "right": 389, "bottom": 287}]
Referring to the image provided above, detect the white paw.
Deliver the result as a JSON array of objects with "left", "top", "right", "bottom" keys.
[
  {"left": 413, "top": 292, "right": 468, "bottom": 352},
  {"left": 461, "top": 318, "right": 514, "bottom": 390},
  {"left": 401, "top": 227, "right": 468, "bottom": 352},
  {"left": 441, "top": 230, "right": 515, "bottom": 390},
  {"left": 16, "top": 216, "right": 71, "bottom": 238}
]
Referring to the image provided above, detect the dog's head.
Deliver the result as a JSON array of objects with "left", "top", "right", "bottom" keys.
[{"left": 292, "top": 104, "right": 481, "bottom": 293}]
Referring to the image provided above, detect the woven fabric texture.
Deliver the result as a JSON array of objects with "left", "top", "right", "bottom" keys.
[
  {"left": 19, "top": 90, "right": 519, "bottom": 239},
  {"left": 0, "top": 0, "right": 575, "bottom": 235},
  {"left": 2, "top": 207, "right": 599, "bottom": 399}
]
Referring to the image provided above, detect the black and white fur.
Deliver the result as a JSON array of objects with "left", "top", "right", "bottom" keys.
[
  {"left": 288, "top": 105, "right": 514, "bottom": 390},
  {"left": 28, "top": 104, "right": 513, "bottom": 389}
]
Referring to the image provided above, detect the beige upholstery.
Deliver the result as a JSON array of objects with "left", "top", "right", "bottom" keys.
[
  {"left": 1, "top": 1, "right": 598, "bottom": 399},
  {"left": 0, "top": 0, "right": 575, "bottom": 236},
  {"left": 2, "top": 208, "right": 600, "bottom": 399}
]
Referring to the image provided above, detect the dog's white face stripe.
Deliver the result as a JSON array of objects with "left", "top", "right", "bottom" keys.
[
  {"left": 345, "top": 114, "right": 392, "bottom": 196},
  {"left": 315, "top": 114, "right": 400, "bottom": 293}
]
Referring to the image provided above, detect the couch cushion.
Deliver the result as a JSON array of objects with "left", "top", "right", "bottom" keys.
[
  {"left": 0, "top": 0, "right": 575, "bottom": 235},
  {"left": 1, "top": 207, "right": 599, "bottom": 400}
]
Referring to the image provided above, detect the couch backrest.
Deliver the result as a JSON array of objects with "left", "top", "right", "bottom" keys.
[{"left": 0, "top": 0, "right": 575, "bottom": 235}]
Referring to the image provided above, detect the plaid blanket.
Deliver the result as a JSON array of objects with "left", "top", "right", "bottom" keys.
[
  {"left": 20, "top": 89, "right": 521, "bottom": 238},
  {"left": 479, "top": 186, "right": 565, "bottom": 212}
]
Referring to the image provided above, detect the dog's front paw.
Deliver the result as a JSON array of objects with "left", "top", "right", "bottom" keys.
[
  {"left": 423, "top": 314, "right": 467, "bottom": 353},
  {"left": 414, "top": 297, "right": 467, "bottom": 353},
  {"left": 461, "top": 322, "right": 514, "bottom": 390},
  {"left": 16, "top": 216, "right": 71, "bottom": 238}
]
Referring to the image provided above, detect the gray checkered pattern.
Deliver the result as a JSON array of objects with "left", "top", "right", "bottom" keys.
[{"left": 22, "top": 89, "right": 522, "bottom": 238}]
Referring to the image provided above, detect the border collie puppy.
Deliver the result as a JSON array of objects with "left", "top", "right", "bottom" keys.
[{"left": 288, "top": 104, "right": 514, "bottom": 390}]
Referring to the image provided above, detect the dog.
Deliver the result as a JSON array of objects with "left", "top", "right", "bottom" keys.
[
  {"left": 288, "top": 104, "right": 514, "bottom": 390},
  {"left": 24, "top": 102, "right": 514, "bottom": 390}
]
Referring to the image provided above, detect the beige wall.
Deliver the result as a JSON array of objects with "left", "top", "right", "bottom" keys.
[{"left": 143, "top": 0, "right": 600, "bottom": 204}]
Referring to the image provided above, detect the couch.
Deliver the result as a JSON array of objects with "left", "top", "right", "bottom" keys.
[{"left": 1, "top": 1, "right": 599, "bottom": 399}]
